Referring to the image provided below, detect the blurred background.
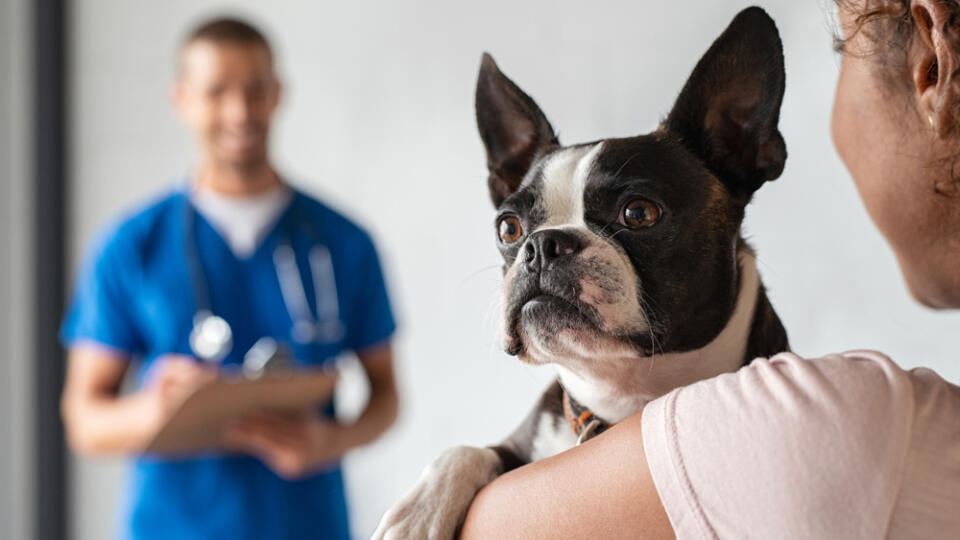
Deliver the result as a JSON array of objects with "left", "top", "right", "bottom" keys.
[{"left": 3, "top": 0, "right": 959, "bottom": 538}]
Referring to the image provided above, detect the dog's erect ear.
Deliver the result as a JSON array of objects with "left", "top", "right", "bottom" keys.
[
  {"left": 476, "top": 53, "right": 559, "bottom": 206},
  {"left": 665, "top": 7, "right": 786, "bottom": 198}
]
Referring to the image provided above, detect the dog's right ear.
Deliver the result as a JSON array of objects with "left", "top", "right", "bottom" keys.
[
  {"left": 665, "top": 7, "right": 786, "bottom": 200},
  {"left": 476, "top": 53, "right": 559, "bottom": 206}
]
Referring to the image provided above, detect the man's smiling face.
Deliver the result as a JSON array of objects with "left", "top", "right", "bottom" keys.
[{"left": 174, "top": 40, "right": 281, "bottom": 172}]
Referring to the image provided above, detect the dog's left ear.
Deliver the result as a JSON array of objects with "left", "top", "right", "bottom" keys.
[
  {"left": 476, "top": 53, "right": 559, "bottom": 206},
  {"left": 665, "top": 6, "right": 786, "bottom": 199}
]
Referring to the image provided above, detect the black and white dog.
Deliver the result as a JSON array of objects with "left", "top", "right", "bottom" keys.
[{"left": 374, "top": 7, "right": 789, "bottom": 538}]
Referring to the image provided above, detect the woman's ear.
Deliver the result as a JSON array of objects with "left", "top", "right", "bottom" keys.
[{"left": 911, "top": 0, "right": 959, "bottom": 136}]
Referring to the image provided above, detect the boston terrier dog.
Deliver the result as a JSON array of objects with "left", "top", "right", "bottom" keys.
[{"left": 374, "top": 7, "right": 789, "bottom": 538}]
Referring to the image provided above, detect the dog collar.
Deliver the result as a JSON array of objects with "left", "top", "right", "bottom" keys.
[{"left": 561, "top": 389, "right": 611, "bottom": 445}]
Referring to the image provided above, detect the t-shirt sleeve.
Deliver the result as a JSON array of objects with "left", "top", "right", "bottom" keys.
[
  {"left": 641, "top": 351, "right": 915, "bottom": 540},
  {"left": 345, "top": 233, "right": 396, "bottom": 352},
  {"left": 60, "top": 225, "right": 146, "bottom": 356}
]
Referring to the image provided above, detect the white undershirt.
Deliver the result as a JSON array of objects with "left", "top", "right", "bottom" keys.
[{"left": 190, "top": 184, "right": 293, "bottom": 258}]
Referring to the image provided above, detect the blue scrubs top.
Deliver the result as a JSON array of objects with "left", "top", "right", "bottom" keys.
[{"left": 61, "top": 187, "right": 396, "bottom": 540}]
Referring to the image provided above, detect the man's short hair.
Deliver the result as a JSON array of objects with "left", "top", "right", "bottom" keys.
[{"left": 180, "top": 16, "right": 273, "bottom": 65}]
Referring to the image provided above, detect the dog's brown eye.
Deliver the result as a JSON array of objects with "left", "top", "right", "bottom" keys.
[
  {"left": 498, "top": 216, "right": 524, "bottom": 244},
  {"left": 621, "top": 199, "right": 661, "bottom": 228}
]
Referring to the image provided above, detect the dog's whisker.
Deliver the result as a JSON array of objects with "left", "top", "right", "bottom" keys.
[
  {"left": 594, "top": 220, "right": 623, "bottom": 242},
  {"left": 459, "top": 264, "right": 504, "bottom": 287},
  {"left": 611, "top": 152, "right": 642, "bottom": 177},
  {"left": 481, "top": 290, "right": 504, "bottom": 347},
  {"left": 636, "top": 288, "right": 667, "bottom": 363}
]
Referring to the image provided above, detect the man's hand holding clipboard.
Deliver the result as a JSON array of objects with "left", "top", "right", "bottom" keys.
[{"left": 142, "top": 353, "right": 338, "bottom": 469}]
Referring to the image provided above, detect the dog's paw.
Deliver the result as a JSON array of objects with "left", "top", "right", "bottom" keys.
[{"left": 371, "top": 445, "right": 502, "bottom": 540}]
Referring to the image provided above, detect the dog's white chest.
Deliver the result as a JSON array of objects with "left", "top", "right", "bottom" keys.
[{"left": 530, "top": 412, "right": 579, "bottom": 461}]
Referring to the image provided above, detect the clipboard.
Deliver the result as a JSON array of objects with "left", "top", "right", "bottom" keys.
[{"left": 145, "top": 368, "right": 338, "bottom": 456}]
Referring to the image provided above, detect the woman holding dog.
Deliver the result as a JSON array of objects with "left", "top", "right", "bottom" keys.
[{"left": 461, "top": 1, "right": 960, "bottom": 538}]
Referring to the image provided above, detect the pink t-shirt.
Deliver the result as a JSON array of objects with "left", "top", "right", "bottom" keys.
[{"left": 642, "top": 351, "right": 960, "bottom": 539}]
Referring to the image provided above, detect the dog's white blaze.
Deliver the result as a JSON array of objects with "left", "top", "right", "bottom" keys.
[
  {"left": 530, "top": 412, "right": 578, "bottom": 461},
  {"left": 557, "top": 252, "right": 762, "bottom": 423},
  {"left": 537, "top": 142, "right": 603, "bottom": 229}
]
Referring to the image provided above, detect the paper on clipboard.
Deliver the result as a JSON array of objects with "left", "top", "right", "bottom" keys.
[{"left": 145, "top": 368, "right": 337, "bottom": 456}]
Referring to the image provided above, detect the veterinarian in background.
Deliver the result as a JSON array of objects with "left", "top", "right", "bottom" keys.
[
  {"left": 59, "top": 17, "right": 398, "bottom": 539},
  {"left": 461, "top": 0, "right": 960, "bottom": 538}
]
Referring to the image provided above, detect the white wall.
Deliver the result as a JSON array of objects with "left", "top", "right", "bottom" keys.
[
  {"left": 1, "top": 0, "right": 35, "bottom": 538},
  {"left": 69, "top": 1, "right": 960, "bottom": 538}
]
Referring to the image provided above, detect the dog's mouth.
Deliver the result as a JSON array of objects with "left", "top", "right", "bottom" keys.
[
  {"left": 520, "top": 294, "right": 591, "bottom": 329},
  {"left": 520, "top": 294, "right": 589, "bottom": 320},
  {"left": 500, "top": 241, "right": 663, "bottom": 359},
  {"left": 504, "top": 287, "right": 661, "bottom": 358},
  {"left": 504, "top": 287, "right": 601, "bottom": 356}
]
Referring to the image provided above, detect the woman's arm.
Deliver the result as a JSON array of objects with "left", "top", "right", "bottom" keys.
[
  {"left": 460, "top": 352, "right": 923, "bottom": 539},
  {"left": 459, "top": 409, "right": 674, "bottom": 540}
]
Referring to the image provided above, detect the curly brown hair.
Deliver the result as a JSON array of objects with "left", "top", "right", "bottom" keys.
[
  {"left": 835, "top": 1, "right": 960, "bottom": 86},
  {"left": 835, "top": 0, "right": 960, "bottom": 195}
]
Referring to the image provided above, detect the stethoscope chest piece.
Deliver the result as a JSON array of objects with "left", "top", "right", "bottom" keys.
[{"left": 189, "top": 310, "right": 233, "bottom": 362}]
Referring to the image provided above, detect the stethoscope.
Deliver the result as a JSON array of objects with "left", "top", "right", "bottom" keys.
[{"left": 184, "top": 197, "right": 346, "bottom": 367}]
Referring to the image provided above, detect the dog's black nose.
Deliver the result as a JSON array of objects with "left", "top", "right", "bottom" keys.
[{"left": 523, "top": 229, "right": 583, "bottom": 273}]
